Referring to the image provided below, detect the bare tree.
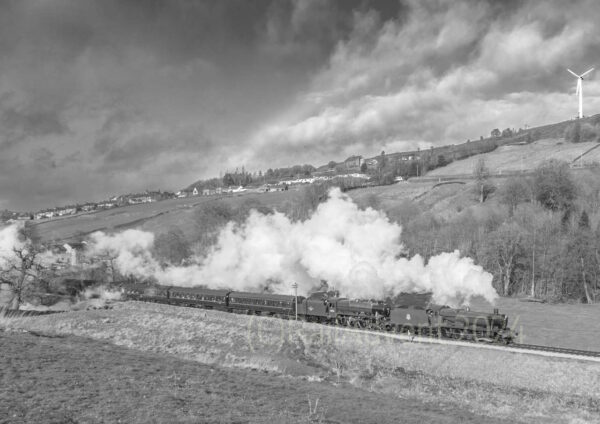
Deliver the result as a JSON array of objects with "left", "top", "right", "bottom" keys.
[
  {"left": 482, "top": 222, "right": 525, "bottom": 296},
  {"left": 0, "top": 244, "right": 44, "bottom": 310},
  {"left": 473, "top": 157, "right": 494, "bottom": 203}
]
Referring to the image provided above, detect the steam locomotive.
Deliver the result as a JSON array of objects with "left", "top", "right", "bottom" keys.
[{"left": 121, "top": 283, "right": 515, "bottom": 344}]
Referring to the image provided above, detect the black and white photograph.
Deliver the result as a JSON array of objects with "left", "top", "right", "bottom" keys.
[{"left": 1, "top": 0, "right": 599, "bottom": 423}]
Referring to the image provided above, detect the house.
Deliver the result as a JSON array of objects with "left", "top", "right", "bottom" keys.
[
  {"left": 97, "top": 202, "right": 117, "bottom": 209},
  {"left": 127, "top": 195, "right": 153, "bottom": 204},
  {"left": 202, "top": 189, "right": 210, "bottom": 196},
  {"left": 81, "top": 203, "right": 97, "bottom": 212},
  {"left": 344, "top": 155, "right": 362, "bottom": 169},
  {"left": 35, "top": 210, "right": 54, "bottom": 220},
  {"left": 192, "top": 187, "right": 199, "bottom": 196},
  {"left": 55, "top": 207, "right": 77, "bottom": 216},
  {"left": 215, "top": 187, "right": 223, "bottom": 195}
]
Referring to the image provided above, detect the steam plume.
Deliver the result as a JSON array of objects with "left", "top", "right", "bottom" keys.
[
  {"left": 87, "top": 189, "right": 498, "bottom": 306},
  {"left": 0, "top": 224, "right": 25, "bottom": 268}
]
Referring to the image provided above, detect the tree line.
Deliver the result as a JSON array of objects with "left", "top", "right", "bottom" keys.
[{"left": 384, "top": 160, "right": 599, "bottom": 303}]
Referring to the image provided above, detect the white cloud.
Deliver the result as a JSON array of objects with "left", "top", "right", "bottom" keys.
[{"left": 245, "top": 0, "right": 600, "bottom": 167}]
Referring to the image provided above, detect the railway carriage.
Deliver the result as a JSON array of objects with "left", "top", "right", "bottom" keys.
[
  {"left": 228, "top": 291, "right": 304, "bottom": 316},
  {"left": 144, "top": 285, "right": 171, "bottom": 303},
  {"left": 120, "top": 282, "right": 170, "bottom": 302},
  {"left": 168, "top": 287, "right": 229, "bottom": 309},
  {"left": 120, "top": 282, "right": 149, "bottom": 300}
]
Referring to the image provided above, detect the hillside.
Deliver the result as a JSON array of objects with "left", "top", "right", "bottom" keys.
[
  {"left": 30, "top": 189, "right": 302, "bottom": 243},
  {"left": 25, "top": 113, "right": 600, "bottom": 246},
  {"left": 426, "top": 138, "right": 600, "bottom": 177}
]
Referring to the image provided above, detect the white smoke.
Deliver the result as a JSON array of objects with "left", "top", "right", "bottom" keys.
[
  {"left": 86, "top": 189, "right": 498, "bottom": 306},
  {"left": 0, "top": 224, "right": 26, "bottom": 268},
  {"left": 88, "top": 229, "right": 157, "bottom": 276},
  {"left": 0, "top": 223, "right": 67, "bottom": 269}
]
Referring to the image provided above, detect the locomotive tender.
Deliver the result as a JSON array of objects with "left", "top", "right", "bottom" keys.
[{"left": 122, "top": 283, "right": 515, "bottom": 344}]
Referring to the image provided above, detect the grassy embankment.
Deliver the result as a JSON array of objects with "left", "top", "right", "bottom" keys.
[{"left": 2, "top": 302, "right": 599, "bottom": 424}]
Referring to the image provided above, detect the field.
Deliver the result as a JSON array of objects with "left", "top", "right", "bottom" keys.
[
  {"left": 0, "top": 330, "right": 511, "bottom": 424},
  {"left": 2, "top": 302, "right": 599, "bottom": 423},
  {"left": 32, "top": 190, "right": 300, "bottom": 243},
  {"left": 427, "top": 138, "right": 600, "bottom": 177},
  {"left": 470, "top": 297, "right": 600, "bottom": 351}
]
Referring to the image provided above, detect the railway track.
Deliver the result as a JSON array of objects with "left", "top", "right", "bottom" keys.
[
  {"left": 510, "top": 343, "right": 600, "bottom": 359},
  {"left": 334, "top": 325, "right": 600, "bottom": 362}
]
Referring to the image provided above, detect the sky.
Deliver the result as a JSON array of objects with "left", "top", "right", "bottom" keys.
[{"left": 1, "top": 0, "right": 600, "bottom": 211}]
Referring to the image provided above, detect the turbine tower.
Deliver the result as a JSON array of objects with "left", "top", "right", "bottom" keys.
[{"left": 567, "top": 67, "right": 594, "bottom": 118}]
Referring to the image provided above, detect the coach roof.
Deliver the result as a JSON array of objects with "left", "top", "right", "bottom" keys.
[
  {"left": 229, "top": 291, "right": 301, "bottom": 302},
  {"left": 169, "top": 287, "right": 231, "bottom": 297}
]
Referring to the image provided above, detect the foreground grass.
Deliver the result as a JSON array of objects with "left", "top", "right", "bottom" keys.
[
  {"left": 2, "top": 331, "right": 509, "bottom": 424},
  {"left": 2, "top": 302, "right": 599, "bottom": 423}
]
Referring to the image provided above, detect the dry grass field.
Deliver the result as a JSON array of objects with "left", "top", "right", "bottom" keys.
[
  {"left": 427, "top": 138, "right": 599, "bottom": 177},
  {"left": 32, "top": 190, "right": 300, "bottom": 243},
  {"left": 2, "top": 302, "right": 599, "bottom": 423},
  {"left": 470, "top": 297, "right": 600, "bottom": 351},
  {"left": 2, "top": 331, "right": 506, "bottom": 424}
]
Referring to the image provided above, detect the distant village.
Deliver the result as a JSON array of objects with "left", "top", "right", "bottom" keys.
[
  {"left": 1, "top": 155, "right": 380, "bottom": 223},
  {"left": 1, "top": 191, "right": 177, "bottom": 222}
]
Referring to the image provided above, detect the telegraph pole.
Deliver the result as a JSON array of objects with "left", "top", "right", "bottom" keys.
[{"left": 292, "top": 282, "right": 298, "bottom": 320}]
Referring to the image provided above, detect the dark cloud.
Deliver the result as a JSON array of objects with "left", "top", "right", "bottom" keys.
[
  {"left": 0, "top": 96, "right": 68, "bottom": 150},
  {"left": 1, "top": 0, "right": 600, "bottom": 210}
]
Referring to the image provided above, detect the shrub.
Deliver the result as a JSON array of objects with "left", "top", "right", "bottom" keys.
[{"left": 533, "top": 160, "right": 576, "bottom": 212}]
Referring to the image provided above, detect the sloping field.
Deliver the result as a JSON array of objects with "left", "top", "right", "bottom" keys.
[
  {"left": 348, "top": 181, "right": 435, "bottom": 208},
  {"left": 32, "top": 183, "right": 442, "bottom": 243},
  {"left": 32, "top": 190, "right": 299, "bottom": 243},
  {"left": 470, "top": 297, "right": 600, "bottom": 351},
  {"left": 427, "top": 138, "right": 600, "bottom": 177},
  {"left": 2, "top": 302, "right": 599, "bottom": 423}
]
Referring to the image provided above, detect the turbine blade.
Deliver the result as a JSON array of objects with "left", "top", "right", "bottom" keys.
[
  {"left": 581, "top": 68, "right": 595, "bottom": 78},
  {"left": 567, "top": 68, "right": 579, "bottom": 78}
]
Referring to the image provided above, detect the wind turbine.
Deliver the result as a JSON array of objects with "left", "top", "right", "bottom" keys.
[{"left": 567, "top": 67, "right": 594, "bottom": 118}]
